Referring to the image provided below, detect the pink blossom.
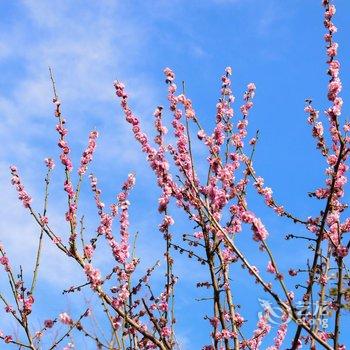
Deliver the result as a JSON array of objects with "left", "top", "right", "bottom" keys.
[
  {"left": 161, "top": 326, "right": 171, "bottom": 338},
  {"left": 158, "top": 195, "right": 169, "bottom": 213},
  {"left": 84, "top": 263, "right": 102, "bottom": 290},
  {"left": 218, "top": 329, "right": 235, "bottom": 340},
  {"left": 194, "top": 231, "right": 204, "bottom": 239},
  {"left": 4, "top": 335, "right": 13, "bottom": 344},
  {"left": 267, "top": 321, "right": 288, "bottom": 350},
  {"left": 10, "top": 166, "right": 32, "bottom": 208},
  {"left": 64, "top": 180, "right": 74, "bottom": 198},
  {"left": 40, "top": 216, "right": 48, "bottom": 225},
  {"left": 44, "top": 157, "right": 55, "bottom": 169},
  {"left": 122, "top": 173, "right": 136, "bottom": 191},
  {"left": 159, "top": 215, "right": 174, "bottom": 232},
  {"left": 329, "top": 60, "right": 340, "bottom": 77},
  {"left": 313, "top": 122, "right": 324, "bottom": 137},
  {"left": 83, "top": 245, "right": 94, "bottom": 259},
  {"left": 114, "top": 81, "right": 126, "bottom": 97},
  {"left": 252, "top": 217, "right": 269, "bottom": 241},
  {"left": 288, "top": 291, "right": 295, "bottom": 300},
  {"left": 344, "top": 122, "right": 350, "bottom": 132},
  {"left": 222, "top": 248, "right": 237, "bottom": 264},
  {"left": 327, "top": 42, "right": 338, "bottom": 57},
  {"left": 163, "top": 67, "right": 175, "bottom": 82},
  {"left": 78, "top": 131, "right": 98, "bottom": 175},
  {"left": 247, "top": 83, "right": 256, "bottom": 92},
  {"left": 328, "top": 77, "right": 342, "bottom": 101},
  {"left": 53, "top": 236, "right": 61, "bottom": 244},
  {"left": 336, "top": 245, "right": 348, "bottom": 257},
  {"left": 0, "top": 256, "right": 10, "bottom": 268},
  {"left": 266, "top": 261, "right": 276, "bottom": 274},
  {"left": 249, "top": 137, "right": 256, "bottom": 145},
  {"left": 44, "top": 319, "right": 54, "bottom": 328},
  {"left": 241, "top": 210, "right": 255, "bottom": 224},
  {"left": 197, "top": 129, "right": 206, "bottom": 140},
  {"left": 23, "top": 295, "right": 34, "bottom": 314},
  {"left": 289, "top": 269, "right": 298, "bottom": 276},
  {"left": 34, "top": 331, "right": 43, "bottom": 339},
  {"left": 248, "top": 309, "right": 271, "bottom": 349},
  {"left": 240, "top": 101, "right": 253, "bottom": 116},
  {"left": 158, "top": 302, "right": 168, "bottom": 312},
  {"left": 59, "top": 312, "right": 73, "bottom": 325},
  {"left": 328, "top": 4, "right": 336, "bottom": 16},
  {"left": 234, "top": 313, "right": 245, "bottom": 327},
  {"left": 225, "top": 66, "right": 232, "bottom": 75},
  {"left": 4, "top": 305, "right": 14, "bottom": 313}
]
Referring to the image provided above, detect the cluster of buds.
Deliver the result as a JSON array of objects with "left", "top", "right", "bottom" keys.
[
  {"left": 78, "top": 131, "right": 99, "bottom": 176},
  {"left": 10, "top": 166, "right": 32, "bottom": 208}
]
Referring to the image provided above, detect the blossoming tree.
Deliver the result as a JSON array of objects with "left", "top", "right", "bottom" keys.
[{"left": 0, "top": 0, "right": 349, "bottom": 349}]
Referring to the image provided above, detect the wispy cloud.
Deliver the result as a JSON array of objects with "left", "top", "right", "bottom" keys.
[
  {"left": 0, "top": 0, "right": 162, "bottom": 287},
  {"left": 0, "top": 0, "right": 206, "bottom": 293}
]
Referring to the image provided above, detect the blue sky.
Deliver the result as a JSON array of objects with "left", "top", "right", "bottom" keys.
[{"left": 0, "top": 0, "right": 350, "bottom": 349}]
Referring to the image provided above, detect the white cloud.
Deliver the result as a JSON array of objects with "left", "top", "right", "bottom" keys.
[{"left": 0, "top": 0, "right": 162, "bottom": 289}]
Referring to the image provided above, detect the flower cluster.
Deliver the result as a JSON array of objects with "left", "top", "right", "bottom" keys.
[
  {"left": 78, "top": 131, "right": 99, "bottom": 176},
  {"left": 54, "top": 98, "right": 73, "bottom": 172},
  {"left": 44, "top": 157, "right": 55, "bottom": 170},
  {"left": 10, "top": 166, "right": 32, "bottom": 208},
  {"left": 0, "top": 254, "right": 10, "bottom": 272},
  {"left": 2, "top": 1, "right": 349, "bottom": 349},
  {"left": 59, "top": 312, "right": 73, "bottom": 325},
  {"left": 84, "top": 263, "right": 102, "bottom": 290}
]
